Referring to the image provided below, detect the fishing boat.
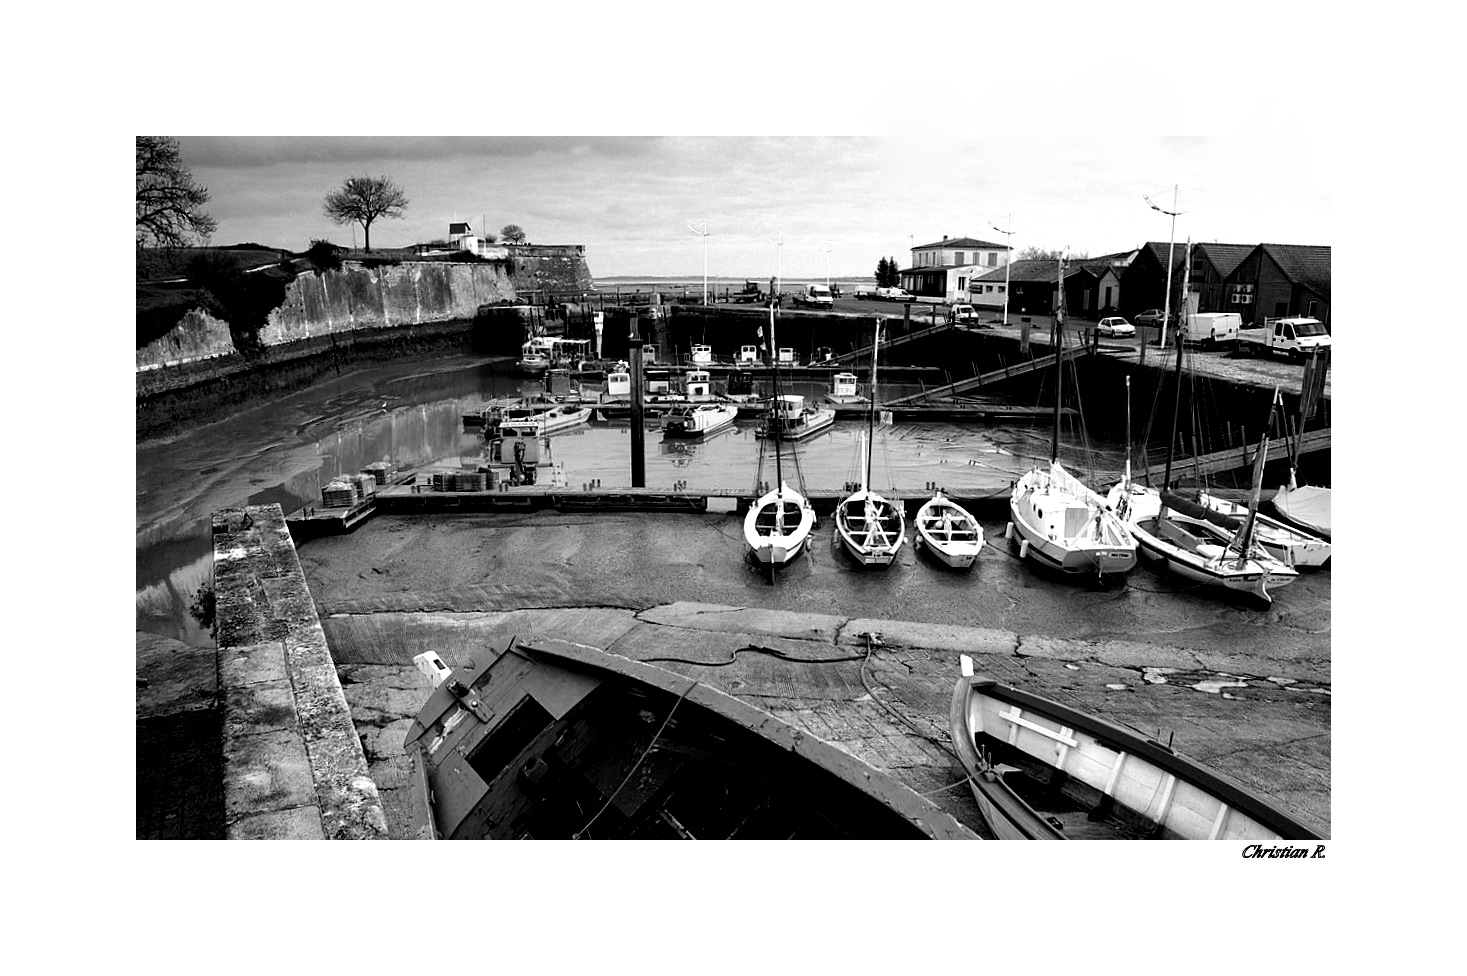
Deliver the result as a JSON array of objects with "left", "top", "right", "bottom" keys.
[
  {"left": 949, "top": 656, "right": 1323, "bottom": 840},
  {"left": 754, "top": 394, "right": 835, "bottom": 441},
  {"left": 744, "top": 304, "right": 817, "bottom": 568},
  {"left": 683, "top": 369, "right": 713, "bottom": 401},
  {"left": 1007, "top": 255, "right": 1137, "bottom": 579},
  {"left": 835, "top": 320, "right": 905, "bottom": 566},
  {"left": 824, "top": 371, "right": 864, "bottom": 405},
  {"left": 914, "top": 490, "right": 984, "bottom": 569},
  {"left": 516, "top": 343, "right": 551, "bottom": 374},
  {"left": 1110, "top": 319, "right": 1298, "bottom": 603},
  {"left": 404, "top": 637, "right": 976, "bottom": 840},
  {"left": 602, "top": 366, "right": 631, "bottom": 402},
  {"left": 689, "top": 343, "right": 715, "bottom": 365},
  {"left": 661, "top": 403, "right": 738, "bottom": 438},
  {"left": 1272, "top": 347, "right": 1332, "bottom": 538},
  {"left": 736, "top": 344, "right": 761, "bottom": 365}
]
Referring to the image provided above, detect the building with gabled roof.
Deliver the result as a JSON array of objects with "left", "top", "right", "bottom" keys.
[
  {"left": 1224, "top": 243, "right": 1330, "bottom": 326},
  {"left": 970, "top": 258, "right": 1094, "bottom": 317},
  {"left": 1188, "top": 243, "right": 1256, "bottom": 313}
]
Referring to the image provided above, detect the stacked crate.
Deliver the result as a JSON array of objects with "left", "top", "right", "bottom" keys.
[
  {"left": 351, "top": 473, "right": 378, "bottom": 502},
  {"left": 321, "top": 480, "right": 356, "bottom": 508},
  {"left": 431, "top": 471, "right": 488, "bottom": 492},
  {"left": 361, "top": 461, "right": 396, "bottom": 485}
]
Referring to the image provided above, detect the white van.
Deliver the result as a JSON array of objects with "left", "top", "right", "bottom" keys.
[{"left": 1180, "top": 312, "right": 1241, "bottom": 346}]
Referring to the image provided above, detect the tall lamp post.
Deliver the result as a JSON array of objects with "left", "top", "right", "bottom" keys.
[
  {"left": 1144, "top": 186, "right": 1184, "bottom": 350},
  {"left": 821, "top": 246, "right": 831, "bottom": 289},
  {"left": 688, "top": 220, "right": 710, "bottom": 305},
  {"left": 988, "top": 214, "right": 1015, "bottom": 327}
]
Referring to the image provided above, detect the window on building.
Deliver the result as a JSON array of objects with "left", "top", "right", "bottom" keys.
[
  {"left": 998, "top": 285, "right": 1005, "bottom": 294},
  {"left": 987, "top": 253, "right": 997, "bottom": 267},
  {"left": 957, "top": 276, "right": 966, "bottom": 290},
  {"left": 1307, "top": 300, "right": 1318, "bottom": 317},
  {"left": 955, "top": 251, "right": 965, "bottom": 265}
]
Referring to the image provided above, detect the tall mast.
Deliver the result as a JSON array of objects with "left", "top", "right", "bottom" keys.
[
  {"left": 865, "top": 318, "right": 880, "bottom": 490},
  {"left": 769, "top": 302, "right": 784, "bottom": 492},
  {"left": 1050, "top": 253, "right": 1066, "bottom": 464},
  {"left": 1123, "top": 374, "right": 1132, "bottom": 487},
  {"left": 1160, "top": 239, "right": 1192, "bottom": 502}
]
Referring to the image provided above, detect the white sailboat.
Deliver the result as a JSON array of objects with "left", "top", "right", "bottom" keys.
[
  {"left": 1272, "top": 347, "right": 1331, "bottom": 539},
  {"left": 744, "top": 303, "right": 816, "bottom": 567},
  {"left": 1008, "top": 254, "right": 1137, "bottom": 579},
  {"left": 835, "top": 320, "right": 905, "bottom": 567}
]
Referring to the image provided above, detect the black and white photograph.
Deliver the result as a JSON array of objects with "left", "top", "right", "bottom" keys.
[{"left": 136, "top": 133, "right": 1332, "bottom": 844}]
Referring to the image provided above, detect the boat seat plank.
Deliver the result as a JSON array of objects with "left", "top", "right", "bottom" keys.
[{"left": 999, "top": 708, "right": 1079, "bottom": 749}]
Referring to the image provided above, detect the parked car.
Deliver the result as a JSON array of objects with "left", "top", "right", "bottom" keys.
[
  {"left": 875, "top": 286, "right": 914, "bottom": 302},
  {"left": 1133, "top": 309, "right": 1173, "bottom": 327},
  {"left": 1096, "top": 316, "right": 1135, "bottom": 337}
]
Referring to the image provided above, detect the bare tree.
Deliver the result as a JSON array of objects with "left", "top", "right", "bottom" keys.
[
  {"left": 500, "top": 224, "right": 527, "bottom": 244},
  {"left": 136, "top": 136, "right": 217, "bottom": 250},
  {"left": 324, "top": 176, "right": 409, "bottom": 252},
  {"left": 1019, "top": 246, "right": 1089, "bottom": 261}
]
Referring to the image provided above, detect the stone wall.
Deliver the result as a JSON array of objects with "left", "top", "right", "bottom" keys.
[
  {"left": 260, "top": 260, "right": 516, "bottom": 345},
  {"left": 136, "top": 307, "right": 238, "bottom": 370},
  {"left": 505, "top": 244, "right": 595, "bottom": 297},
  {"left": 213, "top": 504, "right": 388, "bottom": 839}
]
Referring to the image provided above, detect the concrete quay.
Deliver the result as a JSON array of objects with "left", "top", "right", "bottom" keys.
[{"left": 212, "top": 505, "right": 388, "bottom": 839}]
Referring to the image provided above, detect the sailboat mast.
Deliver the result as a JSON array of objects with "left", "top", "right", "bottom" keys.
[
  {"left": 1160, "top": 240, "right": 1192, "bottom": 496},
  {"left": 769, "top": 302, "right": 784, "bottom": 491},
  {"left": 865, "top": 318, "right": 880, "bottom": 490},
  {"left": 1050, "top": 253, "right": 1066, "bottom": 464},
  {"left": 1123, "top": 374, "right": 1132, "bottom": 486}
]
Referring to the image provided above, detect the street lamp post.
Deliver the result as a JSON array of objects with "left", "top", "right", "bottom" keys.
[
  {"left": 989, "top": 214, "right": 1015, "bottom": 327},
  {"left": 821, "top": 246, "right": 831, "bottom": 289},
  {"left": 688, "top": 220, "right": 710, "bottom": 305},
  {"left": 1145, "top": 186, "right": 1184, "bottom": 351}
]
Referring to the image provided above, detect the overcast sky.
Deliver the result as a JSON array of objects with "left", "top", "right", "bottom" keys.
[{"left": 177, "top": 136, "right": 1331, "bottom": 280}]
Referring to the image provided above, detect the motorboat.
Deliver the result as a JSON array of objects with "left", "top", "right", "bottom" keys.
[
  {"left": 683, "top": 369, "right": 713, "bottom": 401},
  {"left": 754, "top": 394, "right": 835, "bottom": 442},
  {"left": 661, "top": 403, "right": 738, "bottom": 438},
  {"left": 824, "top": 371, "right": 864, "bottom": 405},
  {"left": 914, "top": 490, "right": 984, "bottom": 569},
  {"left": 689, "top": 343, "right": 714, "bottom": 365},
  {"left": 949, "top": 657, "right": 1323, "bottom": 840},
  {"left": 403, "top": 638, "right": 976, "bottom": 839}
]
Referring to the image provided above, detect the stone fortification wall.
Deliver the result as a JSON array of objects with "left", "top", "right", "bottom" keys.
[
  {"left": 506, "top": 244, "right": 595, "bottom": 296},
  {"left": 136, "top": 307, "right": 238, "bottom": 370},
  {"left": 261, "top": 260, "right": 516, "bottom": 345}
]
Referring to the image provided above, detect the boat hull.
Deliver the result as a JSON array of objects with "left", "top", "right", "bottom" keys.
[
  {"left": 1271, "top": 485, "right": 1332, "bottom": 540},
  {"left": 835, "top": 490, "right": 906, "bottom": 567},
  {"left": 743, "top": 483, "right": 816, "bottom": 567},
  {"left": 949, "top": 668, "right": 1323, "bottom": 841},
  {"left": 402, "top": 637, "right": 977, "bottom": 839},
  {"left": 1008, "top": 463, "right": 1136, "bottom": 578},
  {"left": 915, "top": 495, "right": 983, "bottom": 569},
  {"left": 1198, "top": 492, "right": 1331, "bottom": 568}
]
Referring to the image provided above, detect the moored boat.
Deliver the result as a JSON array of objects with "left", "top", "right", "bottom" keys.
[
  {"left": 914, "top": 490, "right": 984, "bottom": 569},
  {"left": 835, "top": 320, "right": 905, "bottom": 567},
  {"left": 1194, "top": 490, "right": 1330, "bottom": 568},
  {"left": 1272, "top": 346, "right": 1331, "bottom": 538},
  {"left": 1008, "top": 255, "right": 1137, "bottom": 581},
  {"left": 754, "top": 394, "right": 835, "bottom": 441},
  {"left": 661, "top": 402, "right": 738, "bottom": 438},
  {"left": 949, "top": 656, "right": 1323, "bottom": 840},
  {"left": 824, "top": 371, "right": 864, "bottom": 405},
  {"left": 744, "top": 303, "right": 818, "bottom": 568},
  {"left": 403, "top": 637, "right": 976, "bottom": 839}
]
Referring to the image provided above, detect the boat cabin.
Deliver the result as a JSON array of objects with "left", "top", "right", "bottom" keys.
[
  {"left": 773, "top": 393, "right": 805, "bottom": 419},
  {"left": 646, "top": 368, "right": 673, "bottom": 396},
  {"left": 489, "top": 422, "right": 545, "bottom": 465},
  {"left": 642, "top": 344, "right": 659, "bottom": 365},
  {"left": 777, "top": 347, "right": 798, "bottom": 366},
  {"left": 813, "top": 346, "right": 835, "bottom": 364},
  {"left": 690, "top": 344, "right": 714, "bottom": 365},
  {"left": 685, "top": 369, "right": 712, "bottom": 399},
  {"left": 604, "top": 370, "right": 631, "bottom": 399},
  {"left": 737, "top": 345, "right": 761, "bottom": 364},
  {"left": 830, "top": 372, "right": 859, "bottom": 398}
]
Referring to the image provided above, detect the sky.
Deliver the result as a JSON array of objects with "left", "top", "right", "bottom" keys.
[{"left": 177, "top": 135, "right": 1332, "bottom": 280}]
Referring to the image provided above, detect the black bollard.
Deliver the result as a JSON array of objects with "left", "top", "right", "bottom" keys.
[{"left": 629, "top": 334, "right": 646, "bottom": 487}]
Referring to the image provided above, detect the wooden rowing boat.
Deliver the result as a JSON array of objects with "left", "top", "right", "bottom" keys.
[
  {"left": 403, "top": 637, "right": 977, "bottom": 839},
  {"left": 948, "top": 657, "right": 1323, "bottom": 840}
]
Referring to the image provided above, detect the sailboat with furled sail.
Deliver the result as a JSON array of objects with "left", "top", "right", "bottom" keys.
[
  {"left": 1007, "top": 253, "right": 1137, "bottom": 579},
  {"left": 743, "top": 302, "right": 816, "bottom": 567},
  {"left": 835, "top": 320, "right": 905, "bottom": 566},
  {"left": 1271, "top": 346, "right": 1331, "bottom": 539}
]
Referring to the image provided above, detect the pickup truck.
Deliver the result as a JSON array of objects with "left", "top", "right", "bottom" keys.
[
  {"left": 792, "top": 284, "right": 834, "bottom": 309},
  {"left": 875, "top": 286, "right": 913, "bottom": 302},
  {"left": 1179, "top": 311, "right": 1241, "bottom": 347},
  {"left": 1236, "top": 316, "right": 1332, "bottom": 361}
]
